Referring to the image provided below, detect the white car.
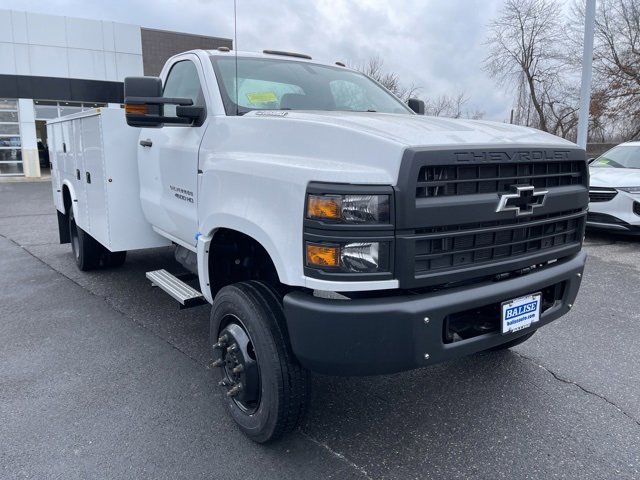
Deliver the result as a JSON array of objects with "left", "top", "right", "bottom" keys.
[{"left": 588, "top": 142, "right": 640, "bottom": 235}]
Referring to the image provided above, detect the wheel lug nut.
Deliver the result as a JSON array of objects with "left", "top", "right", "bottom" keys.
[
  {"left": 209, "top": 358, "right": 225, "bottom": 369},
  {"left": 232, "top": 364, "right": 244, "bottom": 374},
  {"left": 227, "top": 344, "right": 238, "bottom": 353},
  {"left": 227, "top": 383, "right": 243, "bottom": 397},
  {"left": 213, "top": 335, "right": 229, "bottom": 350}
]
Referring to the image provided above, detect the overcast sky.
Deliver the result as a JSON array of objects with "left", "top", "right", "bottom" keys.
[{"left": 2, "top": 0, "right": 515, "bottom": 120}]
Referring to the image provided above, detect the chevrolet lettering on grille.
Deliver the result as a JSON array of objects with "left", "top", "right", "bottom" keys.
[{"left": 496, "top": 185, "right": 548, "bottom": 217}]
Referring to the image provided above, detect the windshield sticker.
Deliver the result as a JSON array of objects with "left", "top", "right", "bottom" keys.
[{"left": 246, "top": 92, "right": 278, "bottom": 104}]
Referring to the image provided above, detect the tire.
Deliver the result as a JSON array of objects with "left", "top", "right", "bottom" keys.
[
  {"left": 68, "top": 208, "right": 101, "bottom": 271},
  {"left": 210, "top": 281, "right": 309, "bottom": 443},
  {"left": 68, "top": 209, "right": 126, "bottom": 270},
  {"left": 488, "top": 331, "right": 536, "bottom": 351}
]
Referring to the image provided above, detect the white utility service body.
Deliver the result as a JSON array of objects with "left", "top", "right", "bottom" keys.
[
  {"left": 49, "top": 49, "right": 588, "bottom": 443},
  {"left": 48, "top": 108, "right": 169, "bottom": 252}
]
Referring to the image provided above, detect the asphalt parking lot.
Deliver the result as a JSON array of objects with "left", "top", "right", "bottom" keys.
[{"left": 1, "top": 181, "right": 639, "bottom": 480}]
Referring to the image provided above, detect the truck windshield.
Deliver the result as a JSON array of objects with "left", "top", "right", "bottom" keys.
[
  {"left": 210, "top": 56, "right": 413, "bottom": 116},
  {"left": 591, "top": 145, "right": 640, "bottom": 169}
]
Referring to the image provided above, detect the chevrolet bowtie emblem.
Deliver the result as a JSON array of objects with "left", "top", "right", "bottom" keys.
[{"left": 496, "top": 185, "right": 548, "bottom": 216}]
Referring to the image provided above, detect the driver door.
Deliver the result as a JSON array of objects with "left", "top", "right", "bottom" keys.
[{"left": 137, "top": 55, "right": 208, "bottom": 248}]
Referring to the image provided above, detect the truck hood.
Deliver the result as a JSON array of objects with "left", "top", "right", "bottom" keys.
[
  {"left": 245, "top": 110, "right": 577, "bottom": 148},
  {"left": 589, "top": 167, "right": 640, "bottom": 187}
]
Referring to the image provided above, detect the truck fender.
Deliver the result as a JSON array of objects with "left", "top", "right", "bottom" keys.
[
  {"left": 61, "top": 179, "right": 79, "bottom": 219},
  {"left": 197, "top": 233, "right": 213, "bottom": 303},
  {"left": 198, "top": 213, "right": 288, "bottom": 302}
]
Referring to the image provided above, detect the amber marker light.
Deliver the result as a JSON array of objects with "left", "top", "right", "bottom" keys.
[
  {"left": 306, "top": 243, "right": 340, "bottom": 268},
  {"left": 125, "top": 103, "right": 148, "bottom": 115},
  {"left": 307, "top": 195, "right": 342, "bottom": 221}
]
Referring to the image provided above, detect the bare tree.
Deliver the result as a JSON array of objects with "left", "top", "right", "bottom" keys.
[
  {"left": 354, "top": 56, "right": 484, "bottom": 118},
  {"left": 571, "top": 0, "right": 640, "bottom": 140},
  {"left": 484, "top": 0, "right": 578, "bottom": 137},
  {"left": 423, "top": 92, "right": 485, "bottom": 119},
  {"left": 355, "top": 55, "right": 421, "bottom": 102}
]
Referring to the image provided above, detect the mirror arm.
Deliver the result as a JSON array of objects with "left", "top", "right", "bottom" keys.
[
  {"left": 124, "top": 96, "right": 194, "bottom": 106},
  {"left": 131, "top": 114, "right": 192, "bottom": 125}
]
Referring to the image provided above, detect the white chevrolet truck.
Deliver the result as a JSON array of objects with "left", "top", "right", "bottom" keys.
[{"left": 49, "top": 49, "right": 588, "bottom": 442}]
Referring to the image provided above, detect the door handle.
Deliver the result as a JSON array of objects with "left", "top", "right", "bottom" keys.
[
  {"left": 86, "top": 171, "right": 91, "bottom": 184},
  {"left": 140, "top": 139, "right": 153, "bottom": 147},
  {"left": 76, "top": 169, "right": 80, "bottom": 180}
]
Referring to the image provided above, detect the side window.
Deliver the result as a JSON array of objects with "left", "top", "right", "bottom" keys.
[{"left": 163, "top": 60, "right": 205, "bottom": 118}]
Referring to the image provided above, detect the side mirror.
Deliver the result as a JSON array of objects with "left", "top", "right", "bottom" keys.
[
  {"left": 408, "top": 98, "right": 425, "bottom": 115},
  {"left": 124, "top": 76, "right": 204, "bottom": 127}
]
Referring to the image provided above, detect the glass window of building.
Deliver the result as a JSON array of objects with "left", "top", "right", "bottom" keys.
[
  {"left": 0, "top": 99, "right": 22, "bottom": 176},
  {"left": 34, "top": 100, "right": 109, "bottom": 120}
]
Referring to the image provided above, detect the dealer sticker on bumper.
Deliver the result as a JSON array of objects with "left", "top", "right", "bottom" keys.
[{"left": 501, "top": 293, "right": 541, "bottom": 334}]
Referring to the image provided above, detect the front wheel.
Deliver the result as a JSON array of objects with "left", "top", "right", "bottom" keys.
[{"left": 210, "top": 281, "right": 309, "bottom": 443}]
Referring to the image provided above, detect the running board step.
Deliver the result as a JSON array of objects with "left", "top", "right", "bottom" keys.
[{"left": 146, "top": 269, "right": 207, "bottom": 309}]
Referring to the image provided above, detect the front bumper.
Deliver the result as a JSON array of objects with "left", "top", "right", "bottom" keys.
[
  {"left": 283, "top": 250, "right": 586, "bottom": 376},
  {"left": 587, "top": 190, "right": 640, "bottom": 234}
]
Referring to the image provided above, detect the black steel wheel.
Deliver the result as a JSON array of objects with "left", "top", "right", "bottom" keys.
[{"left": 210, "top": 281, "right": 309, "bottom": 443}]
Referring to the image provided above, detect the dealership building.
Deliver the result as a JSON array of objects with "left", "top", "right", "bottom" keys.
[{"left": 0, "top": 9, "right": 231, "bottom": 178}]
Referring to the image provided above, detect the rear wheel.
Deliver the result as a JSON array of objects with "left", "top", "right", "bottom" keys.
[
  {"left": 210, "top": 281, "right": 309, "bottom": 443},
  {"left": 68, "top": 208, "right": 100, "bottom": 271},
  {"left": 68, "top": 208, "right": 126, "bottom": 270},
  {"left": 488, "top": 331, "right": 536, "bottom": 351}
]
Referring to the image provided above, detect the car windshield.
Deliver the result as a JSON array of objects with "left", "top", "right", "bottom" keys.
[
  {"left": 591, "top": 145, "right": 640, "bottom": 169},
  {"left": 210, "top": 56, "right": 413, "bottom": 116}
]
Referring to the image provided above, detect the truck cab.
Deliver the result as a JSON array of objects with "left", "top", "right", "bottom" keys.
[{"left": 51, "top": 49, "right": 588, "bottom": 443}]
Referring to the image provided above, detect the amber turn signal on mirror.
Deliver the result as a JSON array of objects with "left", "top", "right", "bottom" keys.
[{"left": 125, "top": 103, "right": 148, "bottom": 115}]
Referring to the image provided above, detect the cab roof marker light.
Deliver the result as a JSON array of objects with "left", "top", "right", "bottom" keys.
[{"left": 263, "top": 49, "right": 312, "bottom": 60}]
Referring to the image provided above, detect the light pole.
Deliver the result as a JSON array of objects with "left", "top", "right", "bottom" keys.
[{"left": 577, "top": 0, "right": 597, "bottom": 150}]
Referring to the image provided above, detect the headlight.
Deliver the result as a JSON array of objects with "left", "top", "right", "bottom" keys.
[
  {"left": 619, "top": 187, "right": 640, "bottom": 194},
  {"left": 306, "top": 241, "right": 390, "bottom": 273},
  {"left": 307, "top": 194, "right": 390, "bottom": 224}
]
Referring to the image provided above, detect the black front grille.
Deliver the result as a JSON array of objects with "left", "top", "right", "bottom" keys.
[
  {"left": 414, "top": 210, "right": 585, "bottom": 274},
  {"left": 589, "top": 187, "right": 618, "bottom": 202},
  {"left": 416, "top": 161, "right": 584, "bottom": 198},
  {"left": 395, "top": 148, "right": 588, "bottom": 289}
]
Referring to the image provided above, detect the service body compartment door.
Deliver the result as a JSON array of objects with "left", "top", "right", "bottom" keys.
[
  {"left": 48, "top": 123, "right": 64, "bottom": 213},
  {"left": 81, "top": 115, "right": 109, "bottom": 246},
  {"left": 68, "top": 120, "right": 90, "bottom": 231}
]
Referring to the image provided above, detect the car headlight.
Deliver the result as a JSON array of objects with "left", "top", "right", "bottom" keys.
[
  {"left": 306, "top": 241, "right": 390, "bottom": 273},
  {"left": 619, "top": 187, "right": 640, "bottom": 194},
  {"left": 307, "top": 194, "right": 390, "bottom": 224}
]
